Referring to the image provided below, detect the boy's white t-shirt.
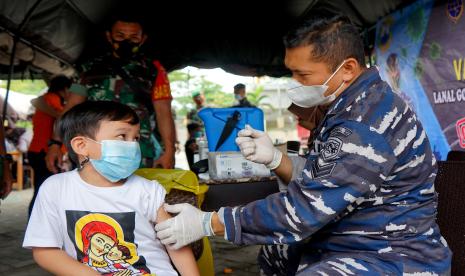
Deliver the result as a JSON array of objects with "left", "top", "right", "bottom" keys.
[{"left": 23, "top": 169, "right": 177, "bottom": 276}]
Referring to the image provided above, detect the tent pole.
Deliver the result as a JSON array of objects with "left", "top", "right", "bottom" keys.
[
  {"left": 2, "top": 0, "right": 44, "bottom": 124},
  {"left": 2, "top": 37, "right": 18, "bottom": 125}
]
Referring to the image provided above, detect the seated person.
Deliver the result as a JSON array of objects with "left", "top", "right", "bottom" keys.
[{"left": 23, "top": 101, "right": 199, "bottom": 276}]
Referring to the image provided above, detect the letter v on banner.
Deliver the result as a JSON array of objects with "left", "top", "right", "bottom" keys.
[
  {"left": 453, "top": 58, "right": 462, "bottom": 81},
  {"left": 452, "top": 59, "right": 465, "bottom": 80}
]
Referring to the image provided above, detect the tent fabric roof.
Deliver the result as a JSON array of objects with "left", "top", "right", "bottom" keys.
[{"left": 0, "top": 0, "right": 415, "bottom": 79}]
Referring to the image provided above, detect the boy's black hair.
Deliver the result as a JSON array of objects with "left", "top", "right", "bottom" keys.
[
  {"left": 58, "top": 101, "right": 140, "bottom": 163},
  {"left": 48, "top": 75, "right": 71, "bottom": 93},
  {"left": 283, "top": 14, "right": 365, "bottom": 71}
]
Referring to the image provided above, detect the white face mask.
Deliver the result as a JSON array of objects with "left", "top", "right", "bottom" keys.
[{"left": 287, "top": 61, "right": 346, "bottom": 108}]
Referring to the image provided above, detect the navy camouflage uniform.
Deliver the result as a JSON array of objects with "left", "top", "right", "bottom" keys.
[{"left": 220, "top": 68, "right": 452, "bottom": 275}]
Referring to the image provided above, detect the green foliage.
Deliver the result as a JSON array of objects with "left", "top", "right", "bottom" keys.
[
  {"left": 168, "top": 70, "right": 234, "bottom": 118},
  {"left": 0, "top": 80, "right": 46, "bottom": 95},
  {"left": 168, "top": 71, "right": 190, "bottom": 83},
  {"left": 15, "top": 120, "right": 32, "bottom": 129},
  {"left": 246, "top": 86, "right": 274, "bottom": 111}
]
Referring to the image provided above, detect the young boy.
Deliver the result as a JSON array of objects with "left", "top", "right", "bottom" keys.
[{"left": 23, "top": 101, "right": 199, "bottom": 276}]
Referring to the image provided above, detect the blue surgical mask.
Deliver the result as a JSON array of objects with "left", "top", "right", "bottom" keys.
[
  {"left": 234, "top": 94, "right": 243, "bottom": 101},
  {"left": 194, "top": 131, "right": 203, "bottom": 138},
  {"left": 87, "top": 139, "right": 141, "bottom": 182}
]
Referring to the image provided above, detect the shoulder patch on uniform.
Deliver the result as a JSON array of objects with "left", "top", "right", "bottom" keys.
[
  {"left": 309, "top": 161, "right": 336, "bottom": 179},
  {"left": 331, "top": 126, "right": 352, "bottom": 137},
  {"left": 321, "top": 137, "right": 342, "bottom": 161}
]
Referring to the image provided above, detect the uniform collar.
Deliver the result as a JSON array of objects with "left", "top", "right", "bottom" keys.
[{"left": 326, "top": 67, "right": 381, "bottom": 115}]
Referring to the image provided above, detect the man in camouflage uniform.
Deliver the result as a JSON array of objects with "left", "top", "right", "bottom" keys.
[
  {"left": 186, "top": 90, "right": 206, "bottom": 127},
  {"left": 44, "top": 14, "right": 175, "bottom": 170},
  {"left": 154, "top": 15, "right": 452, "bottom": 275}
]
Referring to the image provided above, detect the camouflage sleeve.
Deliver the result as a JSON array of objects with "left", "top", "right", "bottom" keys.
[
  {"left": 289, "top": 155, "right": 307, "bottom": 181},
  {"left": 222, "top": 120, "right": 398, "bottom": 245},
  {"left": 69, "top": 83, "right": 88, "bottom": 96},
  {"left": 69, "top": 62, "right": 89, "bottom": 96}
]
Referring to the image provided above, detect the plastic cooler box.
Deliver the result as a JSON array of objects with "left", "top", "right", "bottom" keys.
[{"left": 198, "top": 107, "right": 264, "bottom": 152}]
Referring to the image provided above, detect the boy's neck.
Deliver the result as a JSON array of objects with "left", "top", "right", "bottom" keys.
[{"left": 78, "top": 165, "right": 125, "bottom": 187}]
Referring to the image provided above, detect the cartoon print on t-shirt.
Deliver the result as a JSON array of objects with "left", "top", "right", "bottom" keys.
[{"left": 66, "top": 211, "right": 152, "bottom": 275}]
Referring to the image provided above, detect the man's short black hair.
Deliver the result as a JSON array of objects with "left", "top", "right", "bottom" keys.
[
  {"left": 106, "top": 11, "right": 146, "bottom": 32},
  {"left": 48, "top": 75, "right": 71, "bottom": 93},
  {"left": 283, "top": 15, "right": 365, "bottom": 71},
  {"left": 58, "top": 101, "right": 140, "bottom": 163},
  {"left": 234, "top": 83, "right": 245, "bottom": 91}
]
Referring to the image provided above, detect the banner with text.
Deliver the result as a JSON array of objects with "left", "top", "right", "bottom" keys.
[{"left": 376, "top": 0, "right": 465, "bottom": 160}]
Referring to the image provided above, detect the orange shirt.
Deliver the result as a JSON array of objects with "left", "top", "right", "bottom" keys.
[{"left": 28, "top": 93, "right": 64, "bottom": 153}]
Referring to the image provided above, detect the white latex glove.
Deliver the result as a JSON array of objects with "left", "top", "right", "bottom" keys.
[
  {"left": 154, "top": 203, "right": 214, "bottom": 250},
  {"left": 235, "top": 124, "right": 283, "bottom": 170}
]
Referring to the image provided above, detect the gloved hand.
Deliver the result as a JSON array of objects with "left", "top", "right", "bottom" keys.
[
  {"left": 235, "top": 125, "right": 283, "bottom": 170},
  {"left": 155, "top": 203, "right": 214, "bottom": 250}
]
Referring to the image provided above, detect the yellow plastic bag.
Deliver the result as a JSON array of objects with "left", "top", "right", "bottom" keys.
[
  {"left": 134, "top": 168, "right": 209, "bottom": 206},
  {"left": 135, "top": 168, "right": 214, "bottom": 276}
]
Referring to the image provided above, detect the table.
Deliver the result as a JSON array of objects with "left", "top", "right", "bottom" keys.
[{"left": 201, "top": 176, "right": 280, "bottom": 211}]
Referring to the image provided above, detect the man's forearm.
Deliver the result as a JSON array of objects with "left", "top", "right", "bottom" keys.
[
  {"left": 51, "top": 119, "right": 62, "bottom": 141},
  {"left": 273, "top": 154, "right": 293, "bottom": 184},
  {"left": 31, "top": 97, "right": 61, "bottom": 118},
  {"left": 154, "top": 100, "right": 176, "bottom": 154},
  {"left": 211, "top": 212, "right": 225, "bottom": 236}
]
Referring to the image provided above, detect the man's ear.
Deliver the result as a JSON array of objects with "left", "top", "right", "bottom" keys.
[
  {"left": 341, "top": 58, "right": 360, "bottom": 82},
  {"left": 70, "top": 136, "right": 89, "bottom": 157}
]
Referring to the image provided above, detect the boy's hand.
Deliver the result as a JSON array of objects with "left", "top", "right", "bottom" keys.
[
  {"left": 155, "top": 203, "right": 214, "bottom": 249},
  {"left": 153, "top": 152, "right": 174, "bottom": 169}
]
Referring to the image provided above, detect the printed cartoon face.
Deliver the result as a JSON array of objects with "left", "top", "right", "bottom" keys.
[
  {"left": 90, "top": 233, "right": 116, "bottom": 257},
  {"left": 107, "top": 246, "right": 123, "bottom": 261}
]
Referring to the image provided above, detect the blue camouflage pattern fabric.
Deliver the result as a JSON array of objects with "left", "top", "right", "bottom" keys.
[{"left": 222, "top": 68, "right": 452, "bottom": 275}]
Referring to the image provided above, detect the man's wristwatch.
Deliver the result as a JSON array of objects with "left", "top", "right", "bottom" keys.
[{"left": 47, "top": 139, "right": 63, "bottom": 147}]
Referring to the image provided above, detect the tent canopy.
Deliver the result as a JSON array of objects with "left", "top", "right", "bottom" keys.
[{"left": 0, "top": 0, "right": 415, "bottom": 79}]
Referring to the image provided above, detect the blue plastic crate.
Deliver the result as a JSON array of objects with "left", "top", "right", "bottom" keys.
[{"left": 198, "top": 107, "right": 264, "bottom": 152}]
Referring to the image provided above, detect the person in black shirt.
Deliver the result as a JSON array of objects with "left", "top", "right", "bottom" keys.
[{"left": 232, "top": 83, "right": 254, "bottom": 107}]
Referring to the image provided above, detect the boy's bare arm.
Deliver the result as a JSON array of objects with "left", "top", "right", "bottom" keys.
[
  {"left": 156, "top": 206, "right": 200, "bottom": 276},
  {"left": 32, "top": 247, "right": 99, "bottom": 276}
]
